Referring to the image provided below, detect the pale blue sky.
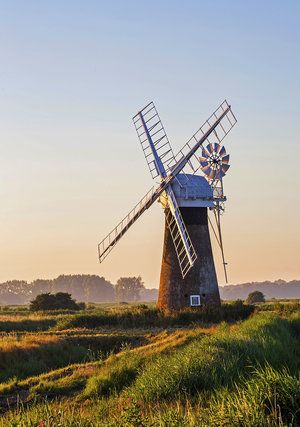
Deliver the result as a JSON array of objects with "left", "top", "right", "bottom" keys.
[{"left": 0, "top": 1, "right": 299, "bottom": 286}]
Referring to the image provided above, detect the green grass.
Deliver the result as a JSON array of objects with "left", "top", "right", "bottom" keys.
[
  {"left": 3, "top": 366, "right": 299, "bottom": 426},
  {"left": 0, "top": 301, "right": 299, "bottom": 426},
  {"left": 54, "top": 301, "right": 254, "bottom": 330},
  {"left": 197, "top": 364, "right": 300, "bottom": 426},
  {"left": 0, "top": 301, "right": 253, "bottom": 333},
  {"left": 127, "top": 313, "right": 299, "bottom": 402},
  {"left": 144, "top": 365, "right": 300, "bottom": 426},
  {"left": 0, "top": 317, "right": 57, "bottom": 332},
  {"left": 257, "top": 301, "right": 300, "bottom": 315},
  {"left": 0, "top": 332, "right": 147, "bottom": 382}
]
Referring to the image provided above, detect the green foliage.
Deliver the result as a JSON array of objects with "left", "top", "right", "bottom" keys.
[
  {"left": 30, "top": 292, "right": 83, "bottom": 312},
  {"left": 0, "top": 317, "right": 56, "bottom": 332},
  {"left": 258, "top": 301, "right": 300, "bottom": 317},
  {"left": 128, "top": 313, "right": 299, "bottom": 401},
  {"left": 82, "top": 351, "right": 143, "bottom": 399},
  {"left": 0, "top": 301, "right": 253, "bottom": 333},
  {"left": 0, "top": 303, "right": 299, "bottom": 426},
  {"left": 114, "top": 398, "right": 150, "bottom": 427},
  {"left": 246, "top": 290, "right": 265, "bottom": 304},
  {"left": 0, "top": 333, "right": 145, "bottom": 382},
  {"left": 148, "top": 366, "right": 300, "bottom": 426},
  {"left": 55, "top": 301, "right": 254, "bottom": 330},
  {"left": 30, "top": 376, "right": 87, "bottom": 397},
  {"left": 195, "top": 365, "right": 300, "bottom": 426}
]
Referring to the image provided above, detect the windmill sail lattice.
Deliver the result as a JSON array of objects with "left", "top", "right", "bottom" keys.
[
  {"left": 133, "top": 102, "right": 175, "bottom": 179},
  {"left": 163, "top": 187, "right": 197, "bottom": 277},
  {"left": 98, "top": 186, "right": 159, "bottom": 263},
  {"left": 168, "top": 100, "right": 236, "bottom": 177},
  {"left": 133, "top": 102, "right": 196, "bottom": 276}
]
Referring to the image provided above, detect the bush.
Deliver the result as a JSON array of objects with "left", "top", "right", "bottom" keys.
[
  {"left": 246, "top": 290, "right": 265, "bottom": 304},
  {"left": 30, "top": 293, "right": 84, "bottom": 312}
]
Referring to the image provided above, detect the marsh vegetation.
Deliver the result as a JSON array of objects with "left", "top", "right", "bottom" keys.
[{"left": 0, "top": 301, "right": 298, "bottom": 426}]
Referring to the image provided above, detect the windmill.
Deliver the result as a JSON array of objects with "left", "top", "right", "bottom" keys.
[{"left": 98, "top": 100, "right": 237, "bottom": 310}]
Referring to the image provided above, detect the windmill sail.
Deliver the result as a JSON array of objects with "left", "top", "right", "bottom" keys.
[
  {"left": 133, "top": 102, "right": 175, "bottom": 179},
  {"left": 168, "top": 100, "right": 237, "bottom": 176},
  {"left": 98, "top": 186, "right": 160, "bottom": 263},
  {"left": 164, "top": 187, "right": 197, "bottom": 278}
]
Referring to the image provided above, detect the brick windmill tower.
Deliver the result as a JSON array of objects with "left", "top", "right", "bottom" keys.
[{"left": 98, "top": 100, "right": 237, "bottom": 310}]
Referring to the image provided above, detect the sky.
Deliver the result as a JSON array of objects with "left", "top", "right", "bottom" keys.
[{"left": 0, "top": 0, "right": 299, "bottom": 287}]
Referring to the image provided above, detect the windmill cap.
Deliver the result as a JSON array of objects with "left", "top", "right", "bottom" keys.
[{"left": 171, "top": 174, "right": 214, "bottom": 208}]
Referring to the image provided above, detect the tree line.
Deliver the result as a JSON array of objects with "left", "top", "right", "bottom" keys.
[
  {"left": 220, "top": 279, "right": 300, "bottom": 300},
  {"left": 0, "top": 276, "right": 299, "bottom": 305},
  {"left": 0, "top": 275, "right": 149, "bottom": 305}
]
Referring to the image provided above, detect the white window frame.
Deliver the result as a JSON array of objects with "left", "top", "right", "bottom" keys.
[{"left": 190, "top": 295, "right": 201, "bottom": 307}]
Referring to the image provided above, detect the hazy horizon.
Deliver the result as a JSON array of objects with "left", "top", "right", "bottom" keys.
[
  {"left": 1, "top": 1, "right": 299, "bottom": 288},
  {"left": 1, "top": 272, "right": 298, "bottom": 289}
]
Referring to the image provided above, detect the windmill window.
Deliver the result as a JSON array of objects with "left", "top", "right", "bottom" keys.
[{"left": 190, "top": 295, "right": 201, "bottom": 306}]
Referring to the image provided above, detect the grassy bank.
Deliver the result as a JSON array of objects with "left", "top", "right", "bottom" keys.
[
  {"left": 130, "top": 314, "right": 297, "bottom": 400},
  {"left": 0, "top": 302, "right": 253, "bottom": 333},
  {"left": 0, "top": 332, "right": 147, "bottom": 382},
  {"left": 54, "top": 301, "right": 253, "bottom": 330},
  {"left": 0, "top": 306, "right": 299, "bottom": 426}
]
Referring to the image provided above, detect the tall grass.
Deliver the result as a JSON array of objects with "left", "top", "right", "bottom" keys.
[
  {"left": 0, "top": 302, "right": 253, "bottom": 333},
  {"left": 0, "top": 317, "right": 56, "bottom": 332},
  {"left": 0, "top": 333, "right": 146, "bottom": 382},
  {"left": 196, "top": 364, "right": 300, "bottom": 426},
  {"left": 257, "top": 301, "right": 300, "bottom": 316},
  {"left": 80, "top": 328, "right": 207, "bottom": 400},
  {"left": 3, "top": 366, "right": 299, "bottom": 426},
  {"left": 0, "top": 306, "right": 299, "bottom": 426},
  {"left": 142, "top": 365, "right": 300, "bottom": 426},
  {"left": 128, "top": 313, "right": 299, "bottom": 401},
  {"left": 55, "top": 301, "right": 253, "bottom": 330}
]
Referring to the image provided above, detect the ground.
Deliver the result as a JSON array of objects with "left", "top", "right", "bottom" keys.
[{"left": 0, "top": 300, "right": 298, "bottom": 426}]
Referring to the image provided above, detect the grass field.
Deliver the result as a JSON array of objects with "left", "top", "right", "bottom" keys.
[{"left": 0, "top": 301, "right": 298, "bottom": 426}]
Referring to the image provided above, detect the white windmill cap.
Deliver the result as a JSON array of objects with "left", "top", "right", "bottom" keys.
[{"left": 171, "top": 174, "right": 214, "bottom": 208}]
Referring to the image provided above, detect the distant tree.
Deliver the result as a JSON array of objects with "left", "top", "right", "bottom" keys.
[
  {"left": 31, "top": 279, "right": 52, "bottom": 298},
  {"left": 83, "top": 275, "right": 115, "bottom": 303},
  {"left": 115, "top": 276, "right": 145, "bottom": 302},
  {"left": 0, "top": 280, "right": 30, "bottom": 305},
  {"left": 140, "top": 287, "right": 159, "bottom": 302},
  {"left": 50, "top": 274, "right": 115, "bottom": 303},
  {"left": 246, "top": 291, "right": 265, "bottom": 304},
  {"left": 30, "top": 292, "right": 83, "bottom": 311}
]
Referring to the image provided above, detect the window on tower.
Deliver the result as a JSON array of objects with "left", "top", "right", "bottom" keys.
[{"left": 190, "top": 295, "right": 201, "bottom": 306}]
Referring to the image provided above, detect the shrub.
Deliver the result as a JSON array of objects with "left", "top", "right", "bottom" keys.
[
  {"left": 246, "top": 290, "right": 265, "bottom": 304},
  {"left": 30, "top": 293, "right": 84, "bottom": 312}
]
